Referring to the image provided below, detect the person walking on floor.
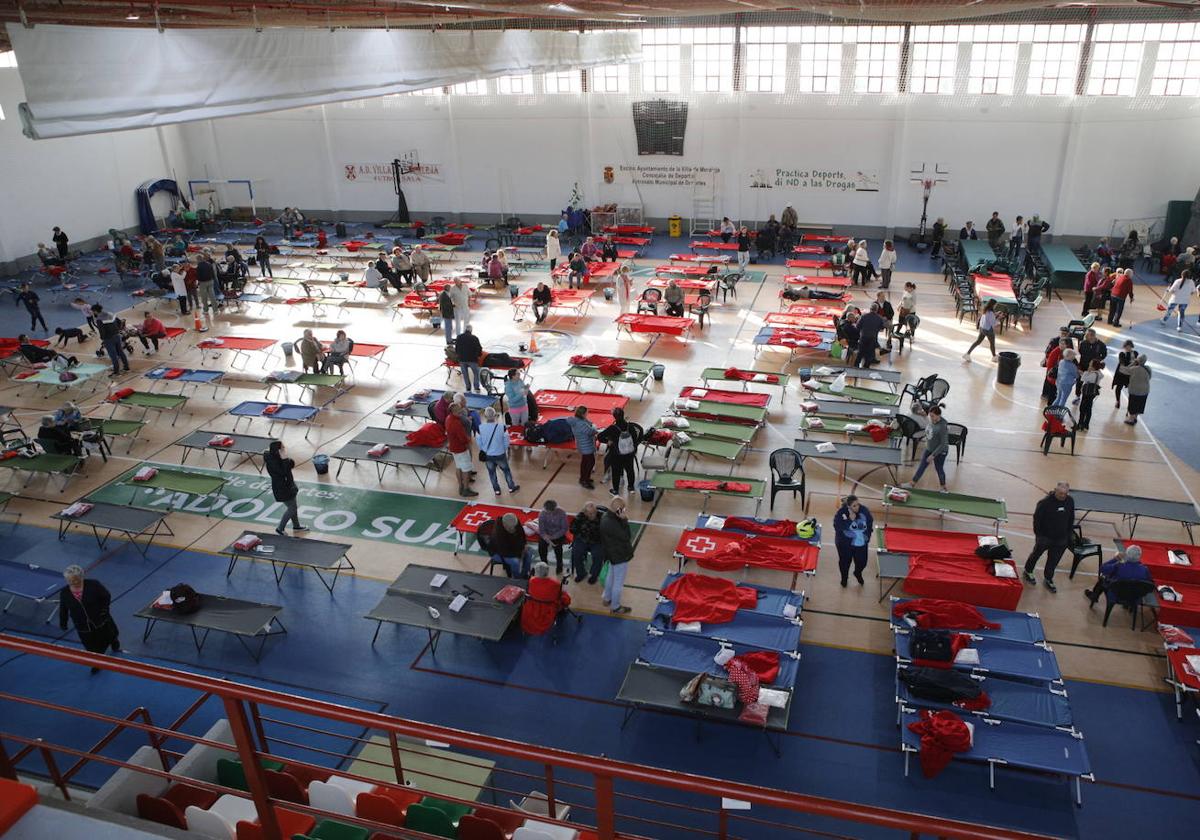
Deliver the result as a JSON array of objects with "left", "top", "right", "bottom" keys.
[
  {"left": 598, "top": 407, "right": 641, "bottom": 496},
  {"left": 59, "top": 565, "right": 120, "bottom": 674},
  {"left": 833, "top": 495, "right": 873, "bottom": 587},
  {"left": 1107, "top": 268, "right": 1134, "bottom": 327},
  {"left": 1075, "top": 329, "right": 1107, "bottom": 402},
  {"left": 535, "top": 499, "right": 568, "bottom": 575},
  {"left": 449, "top": 278, "right": 470, "bottom": 336},
  {"left": 851, "top": 240, "right": 871, "bottom": 286},
  {"left": 455, "top": 325, "right": 483, "bottom": 393},
  {"left": 962, "top": 299, "right": 999, "bottom": 362},
  {"left": 446, "top": 403, "right": 477, "bottom": 497},
  {"left": 1023, "top": 481, "right": 1074, "bottom": 592},
  {"left": 568, "top": 406, "right": 598, "bottom": 489},
  {"left": 476, "top": 407, "right": 519, "bottom": 496},
  {"left": 1112, "top": 339, "right": 1136, "bottom": 408},
  {"left": 52, "top": 226, "right": 70, "bottom": 261},
  {"left": 265, "top": 441, "right": 307, "bottom": 536},
  {"left": 1119, "top": 353, "right": 1151, "bottom": 425},
  {"left": 17, "top": 284, "right": 48, "bottom": 333},
  {"left": 1161, "top": 270, "right": 1196, "bottom": 331},
  {"left": 505, "top": 369, "right": 529, "bottom": 426},
  {"left": 736, "top": 226, "right": 752, "bottom": 271},
  {"left": 437, "top": 285, "right": 454, "bottom": 344},
  {"left": 1077, "top": 360, "right": 1104, "bottom": 431},
  {"left": 600, "top": 496, "right": 634, "bottom": 614},
  {"left": 902, "top": 406, "right": 950, "bottom": 493},
  {"left": 570, "top": 502, "right": 605, "bottom": 583},
  {"left": 878, "top": 240, "right": 897, "bottom": 289},
  {"left": 254, "top": 236, "right": 273, "bottom": 277},
  {"left": 1053, "top": 348, "right": 1080, "bottom": 408},
  {"left": 1081, "top": 263, "right": 1102, "bottom": 316},
  {"left": 615, "top": 265, "right": 633, "bottom": 312},
  {"left": 93, "top": 305, "right": 130, "bottom": 376}
]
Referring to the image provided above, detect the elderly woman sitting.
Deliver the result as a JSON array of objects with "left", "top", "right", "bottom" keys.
[
  {"left": 1084, "top": 544, "right": 1152, "bottom": 606},
  {"left": 520, "top": 562, "right": 572, "bottom": 636},
  {"left": 489, "top": 512, "right": 533, "bottom": 578},
  {"left": 322, "top": 330, "right": 353, "bottom": 375},
  {"left": 37, "top": 415, "right": 81, "bottom": 456},
  {"left": 296, "top": 328, "right": 324, "bottom": 374}
]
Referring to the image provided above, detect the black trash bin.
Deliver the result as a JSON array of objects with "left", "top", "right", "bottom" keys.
[
  {"left": 313, "top": 454, "right": 330, "bottom": 475},
  {"left": 997, "top": 351, "right": 1021, "bottom": 385}
]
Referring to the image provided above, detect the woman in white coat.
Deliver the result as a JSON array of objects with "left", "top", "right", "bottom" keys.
[
  {"left": 878, "top": 240, "right": 897, "bottom": 289},
  {"left": 546, "top": 230, "right": 562, "bottom": 271},
  {"left": 1161, "top": 270, "right": 1196, "bottom": 332},
  {"left": 615, "top": 265, "right": 633, "bottom": 312}
]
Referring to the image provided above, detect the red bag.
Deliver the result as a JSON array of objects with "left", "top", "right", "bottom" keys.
[{"left": 107, "top": 388, "right": 136, "bottom": 402}]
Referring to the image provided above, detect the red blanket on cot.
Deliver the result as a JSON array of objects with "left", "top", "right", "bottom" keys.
[
  {"left": 679, "top": 387, "right": 769, "bottom": 407},
  {"left": 675, "top": 529, "right": 818, "bottom": 573},
  {"left": 1157, "top": 581, "right": 1200, "bottom": 627},
  {"left": 569, "top": 354, "right": 626, "bottom": 377},
  {"left": 723, "top": 517, "right": 798, "bottom": 538},
  {"left": 661, "top": 573, "right": 757, "bottom": 625},
  {"left": 892, "top": 599, "right": 1001, "bottom": 631},
  {"left": 675, "top": 479, "right": 752, "bottom": 493},
  {"left": 1125, "top": 540, "right": 1200, "bottom": 586},
  {"left": 904, "top": 554, "right": 1023, "bottom": 611},
  {"left": 406, "top": 422, "right": 446, "bottom": 448},
  {"left": 907, "top": 710, "right": 972, "bottom": 778},
  {"left": 724, "top": 367, "right": 780, "bottom": 384},
  {"left": 730, "top": 651, "right": 780, "bottom": 684},
  {"left": 883, "top": 527, "right": 988, "bottom": 556},
  {"left": 765, "top": 329, "right": 824, "bottom": 348}
]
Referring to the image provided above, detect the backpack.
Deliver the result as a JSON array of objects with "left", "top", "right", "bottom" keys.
[
  {"left": 169, "top": 583, "right": 201, "bottom": 614},
  {"left": 481, "top": 352, "right": 519, "bottom": 368},
  {"left": 540, "top": 418, "right": 574, "bottom": 444},
  {"left": 617, "top": 427, "right": 635, "bottom": 456},
  {"left": 523, "top": 423, "right": 545, "bottom": 444},
  {"left": 910, "top": 629, "right": 953, "bottom": 662},
  {"left": 899, "top": 667, "right": 982, "bottom": 704}
]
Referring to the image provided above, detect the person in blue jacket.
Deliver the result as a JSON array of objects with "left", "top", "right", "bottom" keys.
[
  {"left": 1083, "top": 544, "right": 1152, "bottom": 606},
  {"left": 834, "top": 495, "right": 874, "bottom": 587}
]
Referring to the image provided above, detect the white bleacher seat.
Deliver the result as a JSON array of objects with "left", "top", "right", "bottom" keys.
[{"left": 184, "top": 794, "right": 256, "bottom": 839}]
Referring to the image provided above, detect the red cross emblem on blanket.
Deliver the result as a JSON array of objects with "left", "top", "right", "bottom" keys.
[
  {"left": 684, "top": 535, "right": 718, "bottom": 554},
  {"left": 462, "top": 510, "right": 491, "bottom": 528},
  {"left": 539, "top": 393, "right": 563, "bottom": 404}
]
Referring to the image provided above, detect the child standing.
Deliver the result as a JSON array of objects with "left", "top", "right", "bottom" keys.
[{"left": 1077, "top": 359, "right": 1104, "bottom": 431}]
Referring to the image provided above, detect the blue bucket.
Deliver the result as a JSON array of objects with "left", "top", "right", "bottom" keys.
[{"left": 313, "top": 454, "right": 330, "bottom": 475}]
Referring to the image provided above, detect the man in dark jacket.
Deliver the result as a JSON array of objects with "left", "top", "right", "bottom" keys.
[
  {"left": 455, "top": 326, "right": 483, "bottom": 393},
  {"left": 855, "top": 304, "right": 886, "bottom": 369},
  {"left": 599, "top": 497, "right": 634, "bottom": 614},
  {"left": 264, "top": 441, "right": 306, "bottom": 536},
  {"left": 93, "top": 306, "right": 130, "bottom": 375},
  {"left": 1075, "top": 329, "right": 1108, "bottom": 400},
  {"left": 1023, "top": 482, "right": 1075, "bottom": 591},
  {"left": 437, "top": 287, "right": 455, "bottom": 344},
  {"left": 52, "top": 226, "right": 70, "bottom": 260},
  {"left": 985, "top": 212, "right": 1005, "bottom": 248}
]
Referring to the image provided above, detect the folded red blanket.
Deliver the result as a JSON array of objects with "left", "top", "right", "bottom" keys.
[
  {"left": 723, "top": 367, "right": 780, "bottom": 384},
  {"left": 262, "top": 404, "right": 282, "bottom": 415},
  {"left": 164, "top": 368, "right": 185, "bottom": 380},
  {"left": 13, "top": 371, "right": 36, "bottom": 380},
  {"left": 108, "top": 387, "right": 135, "bottom": 402}
]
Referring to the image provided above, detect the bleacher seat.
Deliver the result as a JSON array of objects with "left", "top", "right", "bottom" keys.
[
  {"left": 216, "top": 756, "right": 287, "bottom": 792},
  {"left": 234, "top": 806, "right": 317, "bottom": 840},
  {"left": 135, "top": 783, "right": 218, "bottom": 830},
  {"left": 403, "top": 802, "right": 458, "bottom": 838},
  {"left": 185, "top": 793, "right": 257, "bottom": 839},
  {"left": 0, "top": 778, "right": 38, "bottom": 834},
  {"left": 301, "top": 818, "right": 372, "bottom": 840}
]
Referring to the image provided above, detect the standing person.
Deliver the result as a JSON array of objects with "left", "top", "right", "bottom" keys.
[
  {"left": 878, "top": 240, "right": 897, "bottom": 289},
  {"left": 929, "top": 218, "right": 946, "bottom": 258},
  {"left": 902, "top": 406, "right": 950, "bottom": 493},
  {"left": 531, "top": 282, "right": 552, "bottom": 324},
  {"left": 1077, "top": 360, "right": 1104, "bottom": 431},
  {"left": 93, "top": 306, "right": 130, "bottom": 376},
  {"left": 898, "top": 282, "right": 917, "bottom": 325},
  {"left": 1075, "top": 329, "right": 1108, "bottom": 401},
  {"left": 599, "top": 497, "right": 634, "bottom": 614},
  {"left": 833, "top": 495, "right": 873, "bottom": 587},
  {"left": 1081, "top": 263, "right": 1102, "bottom": 315},
  {"left": 568, "top": 405, "right": 598, "bottom": 489},
  {"left": 437, "top": 284, "right": 454, "bottom": 344},
  {"left": 985, "top": 212, "right": 1005, "bottom": 248},
  {"left": 17, "top": 284, "right": 48, "bottom": 332},
  {"left": 535, "top": 500, "right": 568, "bottom": 575},
  {"left": 570, "top": 502, "right": 605, "bottom": 583},
  {"left": 1007, "top": 215, "right": 1026, "bottom": 264},
  {"left": 454, "top": 325, "right": 483, "bottom": 393},
  {"left": 254, "top": 236, "right": 273, "bottom": 277},
  {"left": 195, "top": 253, "right": 219, "bottom": 318},
  {"left": 1041, "top": 338, "right": 1068, "bottom": 404},
  {"left": 52, "top": 226, "right": 70, "bottom": 260},
  {"left": 168, "top": 264, "right": 189, "bottom": 315},
  {"left": 1023, "top": 482, "right": 1074, "bottom": 592},
  {"left": 874, "top": 290, "right": 896, "bottom": 352},
  {"left": 959, "top": 221, "right": 977, "bottom": 240},
  {"left": 836, "top": 308, "right": 860, "bottom": 367},
  {"left": 144, "top": 236, "right": 166, "bottom": 272},
  {"left": 545, "top": 229, "right": 562, "bottom": 271},
  {"left": 851, "top": 239, "right": 871, "bottom": 286},
  {"left": 71, "top": 297, "right": 98, "bottom": 334},
  {"left": 736, "top": 226, "right": 752, "bottom": 272},
  {"left": 1053, "top": 348, "right": 1080, "bottom": 407},
  {"left": 1161, "top": 270, "right": 1195, "bottom": 331},
  {"left": 615, "top": 265, "right": 633, "bottom": 312},
  {"left": 598, "top": 407, "right": 640, "bottom": 496},
  {"left": 449, "top": 278, "right": 470, "bottom": 335},
  {"left": 1120, "top": 353, "right": 1151, "bottom": 425},
  {"left": 855, "top": 303, "right": 885, "bottom": 369},
  {"left": 1026, "top": 215, "right": 1050, "bottom": 256},
  {"left": 1112, "top": 339, "right": 1136, "bottom": 408},
  {"left": 446, "top": 403, "right": 478, "bottom": 497},
  {"left": 962, "top": 299, "right": 999, "bottom": 362},
  {"left": 410, "top": 245, "right": 432, "bottom": 285},
  {"left": 264, "top": 441, "right": 306, "bottom": 536},
  {"left": 183, "top": 260, "right": 201, "bottom": 314},
  {"left": 58, "top": 566, "right": 120, "bottom": 673},
  {"left": 505, "top": 369, "right": 529, "bottom": 426},
  {"left": 476, "top": 406, "right": 519, "bottom": 496}
]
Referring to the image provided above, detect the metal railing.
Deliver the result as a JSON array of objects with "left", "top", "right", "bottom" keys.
[{"left": 0, "top": 634, "right": 1054, "bottom": 840}]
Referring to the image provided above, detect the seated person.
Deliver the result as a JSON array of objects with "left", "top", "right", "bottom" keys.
[
  {"left": 18, "top": 334, "right": 76, "bottom": 368},
  {"left": 37, "top": 242, "right": 64, "bottom": 267},
  {"left": 167, "top": 235, "right": 188, "bottom": 257},
  {"left": 519, "top": 562, "right": 572, "bottom": 635},
  {"left": 756, "top": 225, "right": 777, "bottom": 260},
  {"left": 364, "top": 262, "right": 388, "bottom": 294},
  {"left": 579, "top": 237, "right": 600, "bottom": 262},
  {"left": 36, "top": 415, "right": 81, "bottom": 456},
  {"left": 1084, "top": 544, "right": 1152, "bottom": 606},
  {"left": 489, "top": 513, "right": 533, "bottom": 578},
  {"left": 296, "top": 329, "right": 325, "bottom": 375},
  {"left": 600, "top": 239, "right": 619, "bottom": 262},
  {"left": 136, "top": 312, "right": 168, "bottom": 353},
  {"left": 322, "top": 330, "right": 353, "bottom": 374},
  {"left": 663, "top": 280, "right": 685, "bottom": 317},
  {"left": 567, "top": 252, "right": 587, "bottom": 288},
  {"left": 531, "top": 282, "right": 553, "bottom": 324},
  {"left": 53, "top": 401, "right": 83, "bottom": 431},
  {"left": 150, "top": 269, "right": 174, "bottom": 292}
]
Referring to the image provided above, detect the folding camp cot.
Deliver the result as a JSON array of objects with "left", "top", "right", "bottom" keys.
[
  {"left": 669, "top": 254, "right": 730, "bottom": 264},
  {"left": 0, "top": 559, "right": 64, "bottom": 622},
  {"left": 674, "top": 399, "right": 766, "bottom": 427},
  {"left": 688, "top": 241, "right": 739, "bottom": 251},
  {"left": 228, "top": 401, "right": 320, "bottom": 439},
  {"left": 173, "top": 430, "right": 278, "bottom": 472},
  {"left": 784, "top": 258, "right": 834, "bottom": 273},
  {"left": 223, "top": 531, "right": 354, "bottom": 593},
  {"left": 18, "top": 363, "right": 110, "bottom": 398},
  {"left": 563, "top": 357, "right": 653, "bottom": 399},
  {"left": 108, "top": 390, "right": 189, "bottom": 426},
  {"left": 134, "top": 593, "right": 286, "bottom": 662},
  {"left": 264, "top": 372, "right": 348, "bottom": 404},
  {"left": 52, "top": 501, "right": 172, "bottom": 560},
  {"left": 551, "top": 260, "right": 621, "bottom": 285},
  {"left": 449, "top": 503, "right": 573, "bottom": 555},
  {"left": 791, "top": 438, "right": 904, "bottom": 484},
  {"left": 889, "top": 597, "right": 1045, "bottom": 644},
  {"left": 118, "top": 466, "right": 227, "bottom": 514},
  {"left": 804, "top": 399, "right": 898, "bottom": 419},
  {"left": 1071, "top": 489, "right": 1200, "bottom": 543},
  {"left": 196, "top": 336, "right": 276, "bottom": 369},
  {"left": 656, "top": 572, "right": 805, "bottom": 622},
  {"left": 783, "top": 273, "right": 851, "bottom": 288},
  {"left": 330, "top": 426, "right": 443, "bottom": 488},
  {"left": 511, "top": 288, "right": 594, "bottom": 322},
  {"left": 673, "top": 528, "right": 818, "bottom": 587},
  {"left": 893, "top": 631, "right": 1062, "bottom": 684},
  {"left": 752, "top": 326, "right": 834, "bottom": 361},
  {"left": 144, "top": 367, "right": 229, "bottom": 399},
  {"left": 0, "top": 451, "right": 83, "bottom": 492},
  {"left": 650, "top": 471, "right": 765, "bottom": 516},
  {"left": 678, "top": 386, "right": 770, "bottom": 408},
  {"left": 881, "top": 485, "right": 1008, "bottom": 531},
  {"left": 895, "top": 667, "right": 1071, "bottom": 728},
  {"left": 614, "top": 314, "right": 695, "bottom": 347},
  {"left": 799, "top": 380, "right": 900, "bottom": 405}
]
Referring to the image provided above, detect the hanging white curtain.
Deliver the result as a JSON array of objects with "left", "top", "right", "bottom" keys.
[{"left": 7, "top": 24, "right": 640, "bottom": 139}]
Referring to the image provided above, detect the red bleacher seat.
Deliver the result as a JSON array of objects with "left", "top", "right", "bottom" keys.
[
  {"left": 0, "top": 778, "right": 38, "bottom": 834},
  {"left": 137, "top": 783, "right": 219, "bottom": 830}
]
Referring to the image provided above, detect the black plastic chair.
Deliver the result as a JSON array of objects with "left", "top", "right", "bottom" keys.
[
  {"left": 768, "top": 448, "right": 806, "bottom": 511},
  {"left": 1067, "top": 525, "right": 1103, "bottom": 580},
  {"left": 1041, "top": 406, "right": 1076, "bottom": 456},
  {"left": 946, "top": 423, "right": 968, "bottom": 463},
  {"left": 893, "top": 415, "right": 926, "bottom": 461},
  {"left": 892, "top": 313, "right": 920, "bottom": 352},
  {"left": 718, "top": 273, "right": 742, "bottom": 303},
  {"left": 636, "top": 288, "right": 662, "bottom": 315},
  {"left": 1102, "top": 579, "right": 1157, "bottom": 629}
]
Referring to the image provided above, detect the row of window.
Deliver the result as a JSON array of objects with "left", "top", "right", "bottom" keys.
[{"left": 404, "top": 22, "right": 1200, "bottom": 98}]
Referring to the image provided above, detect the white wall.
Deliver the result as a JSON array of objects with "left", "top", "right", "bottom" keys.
[{"left": 0, "top": 68, "right": 187, "bottom": 265}]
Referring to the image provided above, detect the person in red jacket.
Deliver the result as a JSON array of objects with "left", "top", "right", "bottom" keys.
[
  {"left": 520, "top": 562, "right": 572, "bottom": 635},
  {"left": 1107, "top": 268, "right": 1135, "bottom": 327},
  {"left": 446, "top": 403, "right": 477, "bottom": 497},
  {"left": 136, "top": 312, "right": 168, "bottom": 354}
]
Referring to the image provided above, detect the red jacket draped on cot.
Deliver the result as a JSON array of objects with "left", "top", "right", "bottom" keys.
[
  {"left": 892, "top": 599, "right": 1001, "bottom": 631},
  {"left": 660, "top": 573, "right": 757, "bottom": 625}
]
